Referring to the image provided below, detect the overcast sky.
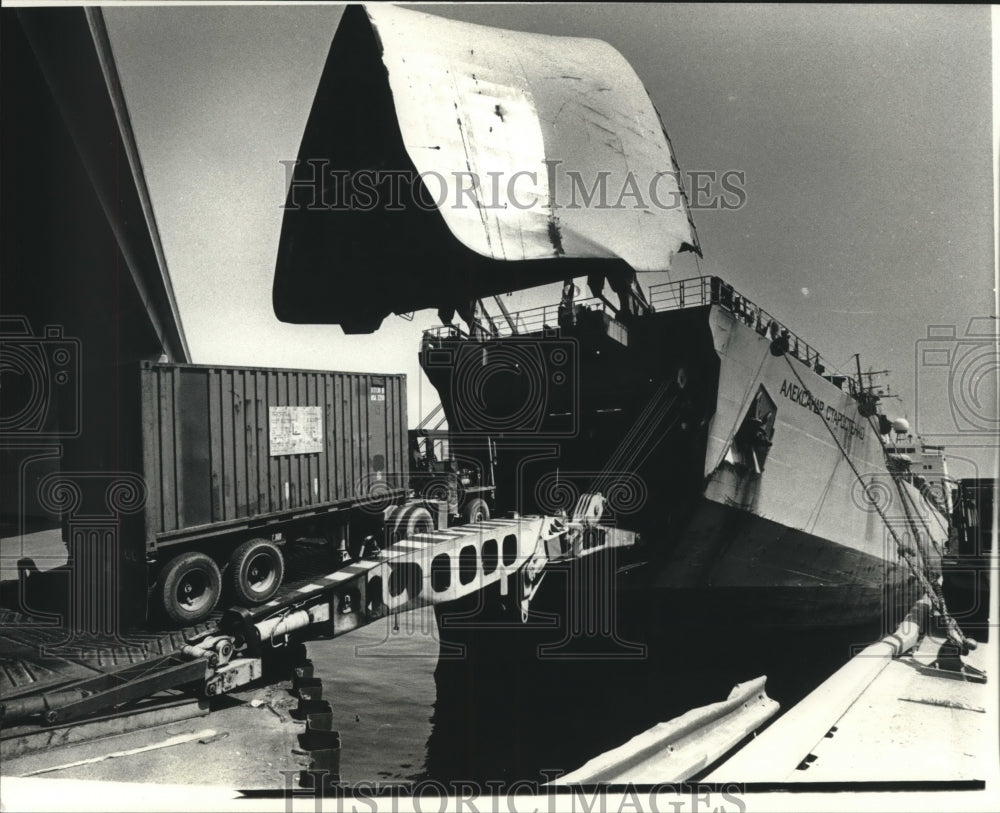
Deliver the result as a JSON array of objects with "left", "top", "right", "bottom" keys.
[{"left": 103, "top": 3, "right": 997, "bottom": 478}]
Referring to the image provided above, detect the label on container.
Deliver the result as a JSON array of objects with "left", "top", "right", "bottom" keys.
[
  {"left": 269, "top": 406, "right": 323, "bottom": 455},
  {"left": 370, "top": 385, "right": 385, "bottom": 402}
]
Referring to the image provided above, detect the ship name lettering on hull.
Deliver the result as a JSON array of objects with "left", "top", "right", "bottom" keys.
[{"left": 779, "top": 379, "right": 865, "bottom": 440}]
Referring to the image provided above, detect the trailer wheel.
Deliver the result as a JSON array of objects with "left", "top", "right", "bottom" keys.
[
  {"left": 462, "top": 497, "right": 490, "bottom": 524},
  {"left": 159, "top": 552, "right": 222, "bottom": 625},
  {"left": 228, "top": 539, "right": 285, "bottom": 606},
  {"left": 395, "top": 506, "right": 434, "bottom": 541}
]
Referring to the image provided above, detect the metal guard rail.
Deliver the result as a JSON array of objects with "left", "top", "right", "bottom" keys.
[{"left": 421, "top": 276, "right": 861, "bottom": 397}]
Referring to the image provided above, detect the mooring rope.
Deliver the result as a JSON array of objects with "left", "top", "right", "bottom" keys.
[
  {"left": 858, "top": 403, "right": 952, "bottom": 540},
  {"left": 780, "top": 353, "right": 972, "bottom": 652}
]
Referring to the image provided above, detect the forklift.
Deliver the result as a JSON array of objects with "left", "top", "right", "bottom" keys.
[{"left": 407, "top": 429, "right": 495, "bottom": 524}]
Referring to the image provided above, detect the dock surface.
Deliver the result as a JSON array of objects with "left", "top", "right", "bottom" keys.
[{"left": 760, "top": 633, "right": 995, "bottom": 783}]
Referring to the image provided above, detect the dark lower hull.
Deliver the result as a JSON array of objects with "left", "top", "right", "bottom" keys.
[
  {"left": 631, "top": 583, "right": 924, "bottom": 634},
  {"left": 426, "top": 558, "right": 893, "bottom": 784},
  {"left": 649, "top": 495, "right": 922, "bottom": 631},
  {"left": 423, "top": 492, "right": 929, "bottom": 784}
]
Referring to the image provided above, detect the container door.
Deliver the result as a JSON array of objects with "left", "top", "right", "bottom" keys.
[
  {"left": 178, "top": 368, "right": 212, "bottom": 527},
  {"left": 368, "top": 376, "right": 387, "bottom": 486}
]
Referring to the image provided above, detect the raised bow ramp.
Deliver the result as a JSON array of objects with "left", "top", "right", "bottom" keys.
[{"left": 274, "top": 4, "right": 699, "bottom": 333}]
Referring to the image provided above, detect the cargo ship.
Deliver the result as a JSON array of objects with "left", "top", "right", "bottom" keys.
[
  {"left": 420, "top": 277, "right": 953, "bottom": 630},
  {"left": 273, "top": 5, "right": 952, "bottom": 634}
]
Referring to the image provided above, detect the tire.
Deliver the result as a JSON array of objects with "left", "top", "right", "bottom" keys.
[
  {"left": 227, "top": 538, "right": 285, "bottom": 606},
  {"left": 394, "top": 506, "right": 434, "bottom": 542},
  {"left": 159, "top": 551, "right": 222, "bottom": 626},
  {"left": 461, "top": 497, "right": 490, "bottom": 524}
]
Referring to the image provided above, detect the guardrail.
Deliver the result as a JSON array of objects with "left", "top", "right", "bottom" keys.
[
  {"left": 647, "top": 276, "right": 857, "bottom": 392},
  {"left": 422, "top": 276, "right": 861, "bottom": 396},
  {"left": 422, "top": 297, "right": 611, "bottom": 343}
]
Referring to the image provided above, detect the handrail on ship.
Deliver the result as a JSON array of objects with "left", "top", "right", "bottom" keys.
[
  {"left": 421, "top": 296, "right": 610, "bottom": 342},
  {"left": 646, "top": 276, "right": 859, "bottom": 393},
  {"left": 421, "top": 276, "right": 861, "bottom": 396}
]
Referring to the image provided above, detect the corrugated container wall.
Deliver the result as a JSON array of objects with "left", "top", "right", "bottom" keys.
[{"left": 140, "top": 363, "right": 407, "bottom": 541}]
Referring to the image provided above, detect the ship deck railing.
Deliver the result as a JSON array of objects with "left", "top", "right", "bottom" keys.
[{"left": 422, "top": 276, "right": 861, "bottom": 396}]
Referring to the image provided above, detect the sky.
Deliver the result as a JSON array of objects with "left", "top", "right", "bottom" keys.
[{"left": 102, "top": 3, "right": 997, "bottom": 479}]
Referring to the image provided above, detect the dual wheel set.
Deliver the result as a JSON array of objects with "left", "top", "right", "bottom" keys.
[
  {"left": 157, "top": 538, "right": 285, "bottom": 625},
  {"left": 154, "top": 505, "right": 444, "bottom": 626}
]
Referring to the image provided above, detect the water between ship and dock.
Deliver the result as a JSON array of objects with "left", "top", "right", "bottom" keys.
[{"left": 303, "top": 552, "right": 904, "bottom": 786}]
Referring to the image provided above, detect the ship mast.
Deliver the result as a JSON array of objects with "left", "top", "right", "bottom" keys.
[{"left": 854, "top": 353, "right": 865, "bottom": 394}]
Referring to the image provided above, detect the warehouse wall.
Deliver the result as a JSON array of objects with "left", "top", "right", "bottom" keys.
[{"left": 1, "top": 9, "right": 188, "bottom": 629}]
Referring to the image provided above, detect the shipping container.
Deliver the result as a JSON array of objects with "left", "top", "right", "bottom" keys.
[{"left": 138, "top": 361, "right": 416, "bottom": 624}]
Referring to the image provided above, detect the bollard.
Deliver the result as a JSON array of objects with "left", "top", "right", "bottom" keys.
[
  {"left": 306, "top": 744, "right": 342, "bottom": 783},
  {"left": 292, "top": 662, "right": 315, "bottom": 691},
  {"left": 302, "top": 712, "right": 338, "bottom": 750},
  {"left": 294, "top": 697, "right": 330, "bottom": 720},
  {"left": 297, "top": 678, "right": 323, "bottom": 700}
]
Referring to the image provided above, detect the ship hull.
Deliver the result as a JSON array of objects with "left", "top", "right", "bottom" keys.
[
  {"left": 427, "top": 554, "right": 899, "bottom": 782},
  {"left": 643, "top": 495, "right": 924, "bottom": 630},
  {"left": 421, "top": 282, "right": 949, "bottom": 634}
]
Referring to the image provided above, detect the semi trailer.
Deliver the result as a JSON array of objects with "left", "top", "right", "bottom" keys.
[{"left": 42, "top": 361, "right": 493, "bottom": 626}]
